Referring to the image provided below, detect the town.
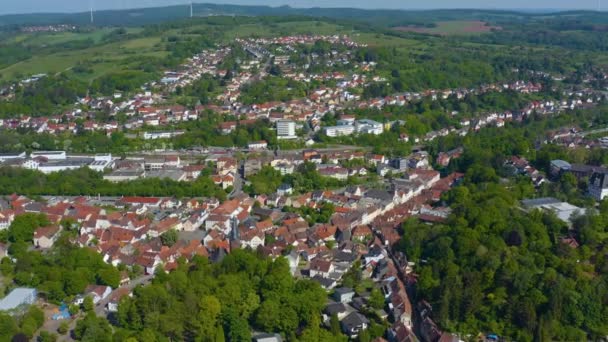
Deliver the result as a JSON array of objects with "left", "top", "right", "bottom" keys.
[{"left": 1, "top": 6, "right": 608, "bottom": 342}]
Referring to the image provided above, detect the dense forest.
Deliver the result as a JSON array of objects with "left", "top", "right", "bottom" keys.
[{"left": 400, "top": 178, "right": 608, "bottom": 340}]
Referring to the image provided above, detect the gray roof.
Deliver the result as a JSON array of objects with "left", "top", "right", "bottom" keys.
[
  {"left": 521, "top": 197, "right": 561, "bottom": 208},
  {"left": 364, "top": 189, "right": 393, "bottom": 202},
  {"left": 550, "top": 160, "right": 571, "bottom": 169},
  {"left": 0, "top": 288, "right": 36, "bottom": 311},
  {"left": 325, "top": 302, "right": 348, "bottom": 315},
  {"left": 253, "top": 333, "right": 282, "bottom": 342},
  {"left": 334, "top": 287, "right": 354, "bottom": 295},
  {"left": 341, "top": 312, "right": 370, "bottom": 328}
]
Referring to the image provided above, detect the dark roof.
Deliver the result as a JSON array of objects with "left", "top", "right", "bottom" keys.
[
  {"left": 334, "top": 287, "right": 354, "bottom": 295},
  {"left": 325, "top": 302, "right": 347, "bottom": 315},
  {"left": 311, "top": 275, "right": 336, "bottom": 288},
  {"left": 521, "top": 197, "right": 560, "bottom": 208},
  {"left": 590, "top": 170, "right": 608, "bottom": 189},
  {"left": 569, "top": 163, "right": 608, "bottom": 174},
  {"left": 341, "top": 312, "right": 369, "bottom": 328},
  {"left": 351, "top": 297, "right": 368, "bottom": 311},
  {"left": 364, "top": 189, "right": 393, "bottom": 202},
  {"left": 334, "top": 250, "right": 357, "bottom": 263}
]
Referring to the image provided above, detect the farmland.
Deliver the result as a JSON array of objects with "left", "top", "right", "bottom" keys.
[{"left": 393, "top": 20, "right": 501, "bottom": 35}]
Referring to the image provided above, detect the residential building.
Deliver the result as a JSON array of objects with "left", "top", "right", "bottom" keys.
[
  {"left": 33, "top": 225, "right": 61, "bottom": 248},
  {"left": 341, "top": 312, "right": 370, "bottom": 338},
  {"left": 324, "top": 124, "right": 355, "bottom": 137},
  {"left": 589, "top": 171, "right": 608, "bottom": 201},
  {"left": 333, "top": 287, "right": 355, "bottom": 303},
  {"left": 277, "top": 120, "right": 296, "bottom": 139}
]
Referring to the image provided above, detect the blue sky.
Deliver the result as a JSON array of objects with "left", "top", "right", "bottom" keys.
[{"left": 0, "top": 0, "right": 604, "bottom": 14}]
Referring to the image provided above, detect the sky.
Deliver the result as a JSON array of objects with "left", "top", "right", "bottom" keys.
[{"left": 0, "top": 0, "right": 603, "bottom": 15}]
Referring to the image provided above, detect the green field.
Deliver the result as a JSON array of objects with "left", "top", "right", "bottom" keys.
[
  {"left": 0, "top": 30, "right": 166, "bottom": 82},
  {"left": 394, "top": 20, "right": 499, "bottom": 36}
]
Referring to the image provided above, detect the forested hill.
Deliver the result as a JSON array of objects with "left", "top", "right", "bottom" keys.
[{"left": 1, "top": 4, "right": 608, "bottom": 28}]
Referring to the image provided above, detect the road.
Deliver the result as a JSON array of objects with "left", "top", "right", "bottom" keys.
[
  {"left": 577, "top": 126, "right": 608, "bottom": 137},
  {"left": 229, "top": 159, "right": 245, "bottom": 199},
  {"left": 94, "top": 275, "right": 154, "bottom": 317}
]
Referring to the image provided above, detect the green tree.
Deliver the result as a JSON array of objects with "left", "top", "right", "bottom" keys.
[
  {"left": 160, "top": 229, "right": 178, "bottom": 247},
  {"left": 368, "top": 288, "right": 385, "bottom": 310},
  {"left": 8, "top": 213, "right": 49, "bottom": 243},
  {"left": 38, "top": 331, "right": 58, "bottom": 342},
  {"left": 83, "top": 296, "right": 94, "bottom": 313}
]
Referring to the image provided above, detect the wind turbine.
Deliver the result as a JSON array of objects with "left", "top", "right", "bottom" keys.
[
  {"left": 89, "top": 0, "right": 94, "bottom": 24},
  {"left": 190, "top": 1, "right": 194, "bottom": 18}
]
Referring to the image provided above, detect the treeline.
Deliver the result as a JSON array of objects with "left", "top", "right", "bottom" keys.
[
  {"left": 0, "top": 167, "right": 227, "bottom": 200},
  {"left": 472, "top": 26, "right": 608, "bottom": 52},
  {"left": 0, "top": 116, "right": 280, "bottom": 153},
  {"left": 111, "top": 250, "right": 345, "bottom": 341}
]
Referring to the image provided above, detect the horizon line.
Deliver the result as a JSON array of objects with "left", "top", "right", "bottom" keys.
[{"left": 0, "top": 2, "right": 604, "bottom": 16}]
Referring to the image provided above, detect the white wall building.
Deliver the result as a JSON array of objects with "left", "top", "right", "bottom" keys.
[
  {"left": 324, "top": 125, "right": 355, "bottom": 137},
  {"left": 0, "top": 152, "right": 26, "bottom": 162},
  {"left": 277, "top": 120, "right": 296, "bottom": 139},
  {"left": 30, "top": 151, "right": 66, "bottom": 160}
]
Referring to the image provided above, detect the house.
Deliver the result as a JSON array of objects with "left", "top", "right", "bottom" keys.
[
  {"left": 352, "top": 225, "right": 373, "bottom": 242},
  {"left": 309, "top": 258, "right": 334, "bottom": 278},
  {"left": 85, "top": 285, "right": 112, "bottom": 304},
  {"left": 277, "top": 183, "right": 294, "bottom": 196},
  {"left": 333, "top": 287, "right": 355, "bottom": 303},
  {"left": 240, "top": 228, "right": 265, "bottom": 249},
  {"left": 324, "top": 302, "right": 349, "bottom": 320},
  {"left": 120, "top": 197, "right": 162, "bottom": 208},
  {"left": 33, "top": 225, "right": 62, "bottom": 248},
  {"left": 589, "top": 171, "right": 608, "bottom": 201},
  {"left": 312, "top": 275, "right": 338, "bottom": 290},
  {"left": 106, "top": 288, "right": 131, "bottom": 312},
  {"left": 341, "top": 312, "right": 370, "bottom": 338}
]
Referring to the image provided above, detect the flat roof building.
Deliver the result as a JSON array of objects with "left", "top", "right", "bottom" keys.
[
  {"left": 521, "top": 197, "right": 586, "bottom": 224},
  {"left": 0, "top": 288, "right": 37, "bottom": 312}
]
